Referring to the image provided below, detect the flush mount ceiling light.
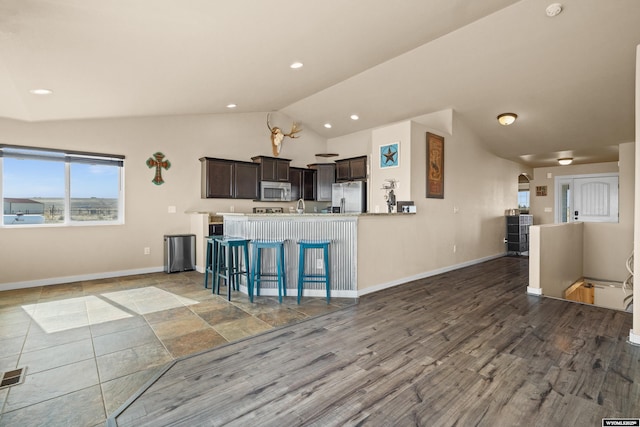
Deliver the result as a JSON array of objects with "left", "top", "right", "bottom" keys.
[
  {"left": 323, "top": 123, "right": 332, "bottom": 129},
  {"left": 350, "top": 114, "right": 359, "bottom": 121},
  {"left": 558, "top": 157, "right": 573, "bottom": 165},
  {"left": 546, "top": 3, "right": 563, "bottom": 17},
  {"left": 226, "top": 103, "right": 237, "bottom": 109},
  {"left": 497, "top": 113, "right": 517, "bottom": 126},
  {"left": 29, "top": 88, "right": 52, "bottom": 95},
  {"left": 290, "top": 62, "right": 303, "bottom": 69}
]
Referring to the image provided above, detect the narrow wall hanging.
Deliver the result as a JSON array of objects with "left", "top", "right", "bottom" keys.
[
  {"left": 146, "top": 152, "right": 171, "bottom": 185},
  {"left": 426, "top": 133, "right": 444, "bottom": 198}
]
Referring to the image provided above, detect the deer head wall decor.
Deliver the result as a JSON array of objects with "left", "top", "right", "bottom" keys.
[{"left": 267, "top": 113, "right": 302, "bottom": 156}]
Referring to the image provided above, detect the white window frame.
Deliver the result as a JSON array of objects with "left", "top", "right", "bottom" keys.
[
  {"left": 0, "top": 144, "right": 125, "bottom": 227},
  {"left": 554, "top": 172, "right": 619, "bottom": 224}
]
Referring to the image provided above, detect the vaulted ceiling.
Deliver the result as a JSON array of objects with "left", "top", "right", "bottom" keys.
[{"left": 1, "top": 0, "right": 639, "bottom": 167}]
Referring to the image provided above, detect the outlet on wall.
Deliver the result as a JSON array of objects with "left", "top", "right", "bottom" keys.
[
  {"left": 453, "top": 244, "right": 457, "bottom": 253},
  {"left": 316, "top": 259, "right": 323, "bottom": 269},
  {"left": 144, "top": 247, "right": 150, "bottom": 255}
]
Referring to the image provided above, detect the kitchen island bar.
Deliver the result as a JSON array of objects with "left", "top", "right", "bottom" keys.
[{"left": 223, "top": 214, "right": 358, "bottom": 298}]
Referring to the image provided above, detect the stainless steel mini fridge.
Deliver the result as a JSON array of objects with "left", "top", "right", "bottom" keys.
[{"left": 164, "top": 234, "right": 196, "bottom": 273}]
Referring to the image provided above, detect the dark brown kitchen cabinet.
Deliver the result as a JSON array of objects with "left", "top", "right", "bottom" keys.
[
  {"left": 290, "top": 167, "right": 316, "bottom": 201},
  {"left": 251, "top": 156, "right": 291, "bottom": 182},
  {"left": 234, "top": 162, "right": 259, "bottom": 199},
  {"left": 335, "top": 156, "right": 367, "bottom": 182},
  {"left": 200, "top": 157, "right": 258, "bottom": 199},
  {"left": 201, "top": 158, "right": 233, "bottom": 198},
  {"left": 308, "top": 163, "right": 335, "bottom": 202}
]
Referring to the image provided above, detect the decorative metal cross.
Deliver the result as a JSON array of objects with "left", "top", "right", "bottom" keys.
[{"left": 146, "top": 152, "right": 171, "bottom": 185}]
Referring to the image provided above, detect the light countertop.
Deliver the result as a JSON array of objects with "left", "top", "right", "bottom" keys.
[{"left": 217, "top": 212, "right": 414, "bottom": 217}]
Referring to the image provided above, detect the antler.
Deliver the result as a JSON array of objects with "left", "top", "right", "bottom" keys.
[
  {"left": 267, "top": 113, "right": 302, "bottom": 156},
  {"left": 283, "top": 122, "right": 302, "bottom": 138},
  {"left": 267, "top": 113, "right": 273, "bottom": 132}
]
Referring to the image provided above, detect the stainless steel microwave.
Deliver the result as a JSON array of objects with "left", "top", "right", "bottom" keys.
[{"left": 259, "top": 181, "right": 291, "bottom": 201}]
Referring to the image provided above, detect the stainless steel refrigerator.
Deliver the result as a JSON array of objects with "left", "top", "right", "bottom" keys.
[{"left": 332, "top": 181, "right": 367, "bottom": 213}]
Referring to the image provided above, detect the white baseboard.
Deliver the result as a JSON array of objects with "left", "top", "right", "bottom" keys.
[
  {"left": 0, "top": 266, "right": 165, "bottom": 292},
  {"left": 357, "top": 253, "right": 505, "bottom": 297},
  {"left": 527, "top": 286, "right": 543, "bottom": 296},
  {"left": 629, "top": 330, "right": 640, "bottom": 346},
  {"left": 234, "top": 285, "right": 357, "bottom": 299},
  {"left": 2, "top": 253, "right": 506, "bottom": 299}
]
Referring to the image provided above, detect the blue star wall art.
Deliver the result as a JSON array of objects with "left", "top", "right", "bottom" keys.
[{"left": 380, "top": 142, "right": 399, "bottom": 168}]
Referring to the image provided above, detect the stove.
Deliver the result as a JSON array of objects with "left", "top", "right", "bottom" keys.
[{"left": 253, "top": 207, "right": 284, "bottom": 214}]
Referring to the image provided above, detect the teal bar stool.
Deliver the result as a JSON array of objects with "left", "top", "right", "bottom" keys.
[
  {"left": 250, "top": 240, "right": 287, "bottom": 303},
  {"left": 297, "top": 240, "right": 331, "bottom": 304},
  {"left": 204, "top": 235, "right": 224, "bottom": 290},
  {"left": 215, "top": 237, "right": 251, "bottom": 301}
]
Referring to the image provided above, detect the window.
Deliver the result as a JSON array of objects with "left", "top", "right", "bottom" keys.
[
  {"left": 1, "top": 145, "right": 124, "bottom": 226},
  {"left": 555, "top": 173, "right": 618, "bottom": 223},
  {"left": 518, "top": 190, "right": 530, "bottom": 213},
  {"left": 517, "top": 173, "right": 530, "bottom": 214}
]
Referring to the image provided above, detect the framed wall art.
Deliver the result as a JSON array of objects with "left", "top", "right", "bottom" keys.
[
  {"left": 426, "top": 133, "right": 444, "bottom": 198},
  {"left": 379, "top": 142, "right": 399, "bottom": 168}
]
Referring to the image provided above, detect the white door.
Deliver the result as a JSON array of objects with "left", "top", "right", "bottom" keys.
[
  {"left": 573, "top": 176, "right": 618, "bottom": 222},
  {"left": 555, "top": 174, "right": 618, "bottom": 223}
]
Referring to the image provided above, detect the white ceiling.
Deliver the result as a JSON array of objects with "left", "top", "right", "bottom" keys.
[{"left": 1, "top": 0, "right": 639, "bottom": 167}]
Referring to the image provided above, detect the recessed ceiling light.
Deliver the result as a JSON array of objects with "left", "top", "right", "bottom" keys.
[
  {"left": 350, "top": 114, "right": 359, "bottom": 121},
  {"left": 546, "top": 3, "right": 563, "bottom": 17},
  {"left": 226, "top": 103, "right": 237, "bottom": 109},
  {"left": 290, "top": 62, "right": 304, "bottom": 69},
  {"left": 29, "top": 88, "right": 52, "bottom": 95},
  {"left": 497, "top": 113, "right": 517, "bottom": 126},
  {"left": 323, "top": 123, "right": 332, "bottom": 129}
]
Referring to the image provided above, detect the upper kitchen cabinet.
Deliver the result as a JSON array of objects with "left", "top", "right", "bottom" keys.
[
  {"left": 234, "top": 161, "right": 259, "bottom": 199},
  {"left": 290, "top": 167, "right": 316, "bottom": 201},
  {"left": 251, "top": 156, "right": 291, "bottom": 182},
  {"left": 308, "top": 163, "right": 335, "bottom": 202},
  {"left": 200, "top": 157, "right": 258, "bottom": 199},
  {"left": 335, "top": 156, "right": 367, "bottom": 182}
]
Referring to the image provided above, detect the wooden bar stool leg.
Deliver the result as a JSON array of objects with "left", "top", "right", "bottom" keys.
[
  {"left": 256, "top": 247, "right": 262, "bottom": 296},
  {"left": 204, "top": 239, "right": 211, "bottom": 289},
  {"left": 217, "top": 243, "right": 226, "bottom": 296},
  {"left": 276, "top": 246, "right": 283, "bottom": 303},
  {"left": 243, "top": 241, "right": 250, "bottom": 298},
  {"left": 249, "top": 244, "right": 257, "bottom": 302},
  {"left": 324, "top": 243, "right": 331, "bottom": 303},
  {"left": 297, "top": 245, "right": 305, "bottom": 304},
  {"left": 281, "top": 243, "right": 287, "bottom": 297}
]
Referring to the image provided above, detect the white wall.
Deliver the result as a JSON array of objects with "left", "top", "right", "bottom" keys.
[
  {"left": 370, "top": 121, "right": 412, "bottom": 211},
  {"left": 0, "top": 113, "right": 327, "bottom": 288},
  {"left": 528, "top": 222, "right": 584, "bottom": 298},
  {"left": 529, "top": 162, "right": 619, "bottom": 225},
  {"left": 349, "top": 112, "right": 527, "bottom": 292},
  {"left": 632, "top": 44, "right": 640, "bottom": 343},
  {"left": 529, "top": 144, "right": 634, "bottom": 283}
]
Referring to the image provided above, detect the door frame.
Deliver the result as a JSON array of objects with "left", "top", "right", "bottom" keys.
[{"left": 554, "top": 172, "right": 619, "bottom": 224}]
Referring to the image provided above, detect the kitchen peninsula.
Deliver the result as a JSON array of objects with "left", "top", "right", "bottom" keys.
[
  {"left": 224, "top": 213, "right": 357, "bottom": 298},
  {"left": 189, "top": 211, "right": 416, "bottom": 299}
]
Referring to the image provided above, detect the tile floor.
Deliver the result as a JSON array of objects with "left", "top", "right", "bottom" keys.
[{"left": 0, "top": 271, "right": 355, "bottom": 426}]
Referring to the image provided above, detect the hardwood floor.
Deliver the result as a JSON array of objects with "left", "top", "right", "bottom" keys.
[{"left": 111, "top": 257, "right": 640, "bottom": 426}]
